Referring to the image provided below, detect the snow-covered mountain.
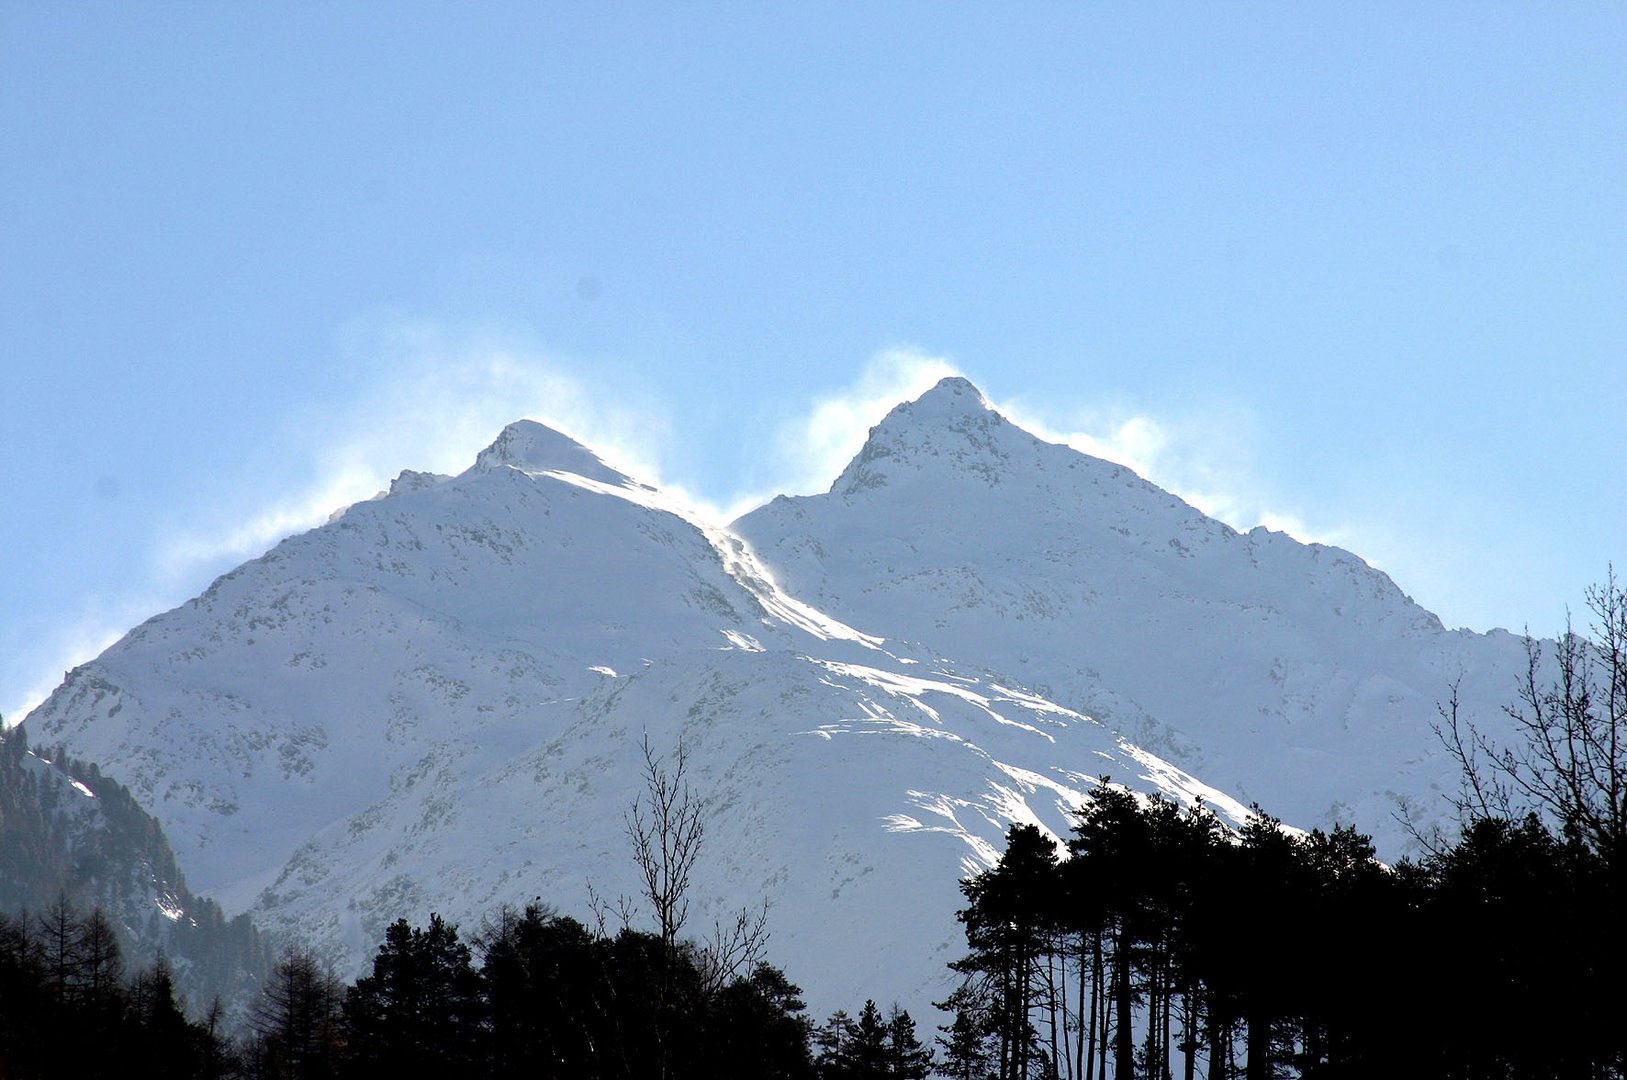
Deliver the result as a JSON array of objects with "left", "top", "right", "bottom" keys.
[
  {"left": 22, "top": 378, "right": 1532, "bottom": 1015},
  {"left": 735, "top": 377, "right": 1532, "bottom": 853}
]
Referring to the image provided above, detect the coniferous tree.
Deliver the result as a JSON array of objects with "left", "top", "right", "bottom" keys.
[
  {"left": 249, "top": 944, "right": 343, "bottom": 1080},
  {"left": 343, "top": 914, "right": 485, "bottom": 1080},
  {"left": 0, "top": 901, "right": 231, "bottom": 1080},
  {"left": 936, "top": 993, "right": 995, "bottom": 1080},
  {"left": 36, "top": 893, "right": 86, "bottom": 1005},
  {"left": 0, "top": 910, "right": 49, "bottom": 1078},
  {"left": 705, "top": 963, "right": 815, "bottom": 1080},
  {"left": 129, "top": 953, "right": 226, "bottom": 1079},
  {"left": 815, "top": 1008, "right": 860, "bottom": 1078},
  {"left": 954, "top": 823, "right": 1060, "bottom": 1080},
  {"left": 78, "top": 907, "right": 125, "bottom": 1006},
  {"left": 849, "top": 1000, "right": 892, "bottom": 1079},
  {"left": 1069, "top": 786, "right": 1148, "bottom": 1080},
  {"left": 477, "top": 905, "right": 614, "bottom": 1079},
  {"left": 886, "top": 1005, "right": 935, "bottom": 1080}
]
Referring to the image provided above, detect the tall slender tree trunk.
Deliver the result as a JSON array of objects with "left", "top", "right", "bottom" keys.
[
  {"left": 1078, "top": 932, "right": 1091, "bottom": 1080},
  {"left": 1143, "top": 950, "right": 1158, "bottom": 1080},
  {"left": 1205, "top": 997, "right": 1226, "bottom": 1080},
  {"left": 1245, "top": 1008, "right": 1269, "bottom": 1080},
  {"left": 1017, "top": 938, "right": 1030, "bottom": 1080},
  {"left": 1181, "top": 982, "right": 1196, "bottom": 1080},
  {"left": 1086, "top": 930, "right": 1100, "bottom": 1080},
  {"left": 1051, "top": 945, "right": 1066, "bottom": 1080},
  {"left": 1021, "top": 936, "right": 1034, "bottom": 1080},
  {"left": 1161, "top": 963, "right": 1173, "bottom": 1080},
  {"left": 1098, "top": 930, "right": 1112, "bottom": 1080},
  {"left": 1114, "top": 925, "right": 1134, "bottom": 1080},
  {"left": 1000, "top": 948, "right": 1013, "bottom": 1080}
]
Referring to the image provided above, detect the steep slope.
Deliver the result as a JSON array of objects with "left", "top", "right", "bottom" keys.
[
  {"left": 0, "top": 725, "right": 271, "bottom": 1021},
  {"left": 23, "top": 420, "right": 1245, "bottom": 1016},
  {"left": 734, "top": 377, "right": 1532, "bottom": 854}
]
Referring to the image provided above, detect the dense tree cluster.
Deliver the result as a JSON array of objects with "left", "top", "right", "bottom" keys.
[
  {"left": 942, "top": 794, "right": 1623, "bottom": 1080},
  {"left": 0, "top": 900, "right": 231, "bottom": 1079},
  {"left": 235, "top": 903, "right": 815, "bottom": 1080},
  {"left": 233, "top": 902, "right": 937, "bottom": 1080},
  {"left": 813, "top": 999, "right": 935, "bottom": 1080},
  {"left": 940, "top": 576, "right": 1627, "bottom": 1080}
]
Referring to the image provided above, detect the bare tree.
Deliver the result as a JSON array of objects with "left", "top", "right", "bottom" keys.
[
  {"left": 1437, "top": 569, "right": 1627, "bottom": 870},
  {"left": 698, "top": 897, "right": 771, "bottom": 995},
  {"left": 623, "top": 734, "right": 773, "bottom": 980},
  {"left": 77, "top": 907, "right": 124, "bottom": 1006},
  {"left": 626, "top": 733, "right": 706, "bottom": 954},
  {"left": 584, "top": 880, "right": 639, "bottom": 940}
]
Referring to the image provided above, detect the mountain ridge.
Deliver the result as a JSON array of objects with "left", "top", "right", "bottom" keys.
[{"left": 21, "top": 377, "right": 1535, "bottom": 1016}]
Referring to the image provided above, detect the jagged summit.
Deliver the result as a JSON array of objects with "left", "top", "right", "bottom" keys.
[
  {"left": 388, "top": 469, "right": 452, "bottom": 497},
  {"left": 467, "top": 419, "right": 632, "bottom": 486},
  {"left": 897, "top": 375, "right": 993, "bottom": 420},
  {"left": 831, "top": 376, "right": 1046, "bottom": 495}
]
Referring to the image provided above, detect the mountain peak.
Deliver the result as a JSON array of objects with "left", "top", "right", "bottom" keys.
[
  {"left": 830, "top": 377, "right": 1020, "bottom": 494},
  {"left": 907, "top": 375, "right": 992, "bottom": 418},
  {"left": 468, "top": 420, "right": 632, "bottom": 486}
]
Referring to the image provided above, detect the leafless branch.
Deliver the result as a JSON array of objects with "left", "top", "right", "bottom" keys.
[
  {"left": 585, "top": 881, "right": 637, "bottom": 941},
  {"left": 626, "top": 732, "right": 706, "bottom": 952},
  {"left": 698, "top": 898, "right": 771, "bottom": 995},
  {"left": 1432, "top": 568, "right": 1626, "bottom": 869}
]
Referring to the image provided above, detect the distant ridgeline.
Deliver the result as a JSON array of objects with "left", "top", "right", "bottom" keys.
[{"left": 0, "top": 723, "right": 272, "bottom": 1023}]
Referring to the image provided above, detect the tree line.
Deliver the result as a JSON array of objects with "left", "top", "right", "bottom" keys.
[
  {"left": 0, "top": 899, "right": 231, "bottom": 1079},
  {"left": 245, "top": 900, "right": 942, "bottom": 1080},
  {"left": 942, "top": 795, "right": 1622, "bottom": 1080},
  {"left": 940, "top": 573, "right": 1627, "bottom": 1080},
  {"left": 0, "top": 893, "right": 940, "bottom": 1080}
]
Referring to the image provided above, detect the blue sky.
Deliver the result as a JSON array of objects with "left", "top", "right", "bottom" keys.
[{"left": 3, "top": 3, "right": 1623, "bottom": 722}]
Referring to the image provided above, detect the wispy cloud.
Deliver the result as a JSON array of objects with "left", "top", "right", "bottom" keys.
[
  {"left": 146, "top": 327, "right": 1361, "bottom": 606},
  {"left": 155, "top": 320, "right": 679, "bottom": 586},
  {"left": 5, "top": 597, "right": 162, "bottom": 725},
  {"left": 751, "top": 348, "right": 1349, "bottom": 552},
  {"left": 742, "top": 347, "right": 960, "bottom": 506},
  {"left": 11, "top": 322, "right": 682, "bottom": 723},
  {"left": 994, "top": 393, "right": 1349, "bottom": 550}
]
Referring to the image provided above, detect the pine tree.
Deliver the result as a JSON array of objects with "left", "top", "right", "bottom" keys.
[
  {"left": 886, "top": 1006, "right": 934, "bottom": 1080},
  {"left": 848, "top": 1000, "right": 890, "bottom": 1079},
  {"left": 955, "top": 824, "right": 1059, "bottom": 1080},
  {"left": 344, "top": 914, "right": 485, "bottom": 1080},
  {"left": 704, "top": 964, "right": 815, "bottom": 1080},
  {"left": 815, "top": 1009, "right": 859, "bottom": 1078},
  {"left": 936, "top": 994, "right": 994, "bottom": 1080},
  {"left": 1068, "top": 786, "right": 1146, "bottom": 1080},
  {"left": 476, "top": 905, "right": 611, "bottom": 1079}
]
